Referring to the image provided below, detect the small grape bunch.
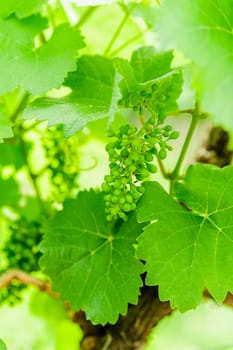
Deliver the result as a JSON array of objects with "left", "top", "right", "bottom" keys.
[
  {"left": 102, "top": 117, "right": 179, "bottom": 221},
  {"left": 6, "top": 219, "right": 43, "bottom": 272},
  {"left": 42, "top": 125, "right": 80, "bottom": 202},
  {"left": 0, "top": 219, "right": 43, "bottom": 305}
]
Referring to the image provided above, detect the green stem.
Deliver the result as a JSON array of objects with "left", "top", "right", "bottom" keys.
[
  {"left": 170, "top": 105, "right": 200, "bottom": 181},
  {"left": 76, "top": 7, "right": 96, "bottom": 28},
  {"left": 19, "top": 131, "right": 47, "bottom": 215},
  {"left": 104, "top": 8, "right": 131, "bottom": 56},
  {"left": 109, "top": 31, "right": 144, "bottom": 57},
  {"left": 10, "top": 92, "right": 29, "bottom": 122},
  {"left": 156, "top": 156, "right": 168, "bottom": 179}
]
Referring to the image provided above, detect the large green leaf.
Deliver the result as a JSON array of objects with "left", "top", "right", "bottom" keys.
[
  {"left": 115, "top": 46, "right": 182, "bottom": 119},
  {"left": 0, "top": 177, "right": 20, "bottom": 206},
  {"left": 40, "top": 190, "right": 144, "bottom": 325},
  {"left": 0, "top": 113, "right": 13, "bottom": 142},
  {"left": 22, "top": 55, "right": 121, "bottom": 136},
  {"left": 0, "top": 16, "right": 84, "bottom": 95},
  {"left": 0, "top": 339, "right": 7, "bottom": 350},
  {"left": 0, "top": 0, "right": 47, "bottom": 18},
  {"left": 157, "top": 0, "right": 233, "bottom": 128},
  {"left": 137, "top": 164, "right": 233, "bottom": 311}
]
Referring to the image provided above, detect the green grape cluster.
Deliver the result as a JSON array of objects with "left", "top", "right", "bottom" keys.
[
  {"left": 102, "top": 117, "right": 179, "bottom": 221},
  {"left": 118, "top": 83, "right": 170, "bottom": 119},
  {"left": 0, "top": 219, "right": 43, "bottom": 305},
  {"left": 42, "top": 125, "right": 80, "bottom": 202},
  {"left": 6, "top": 219, "right": 42, "bottom": 271}
]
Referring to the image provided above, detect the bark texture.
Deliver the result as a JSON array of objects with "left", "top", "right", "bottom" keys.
[{"left": 76, "top": 286, "right": 172, "bottom": 350}]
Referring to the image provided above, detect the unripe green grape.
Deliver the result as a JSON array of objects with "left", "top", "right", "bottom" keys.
[
  {"left": 147, "top": 163, "right": 157, "bottom": 173},
  {"left": 144, "top": 152, "right": 153, "bottom": 162},
  {"left": 104, "top": 175, "right": 113, "bottom": 183},
  {"left": 113, "top": 189, "right": 121, "bottom": 196},
  {"left": 151, "top": 147, "right": 157, "bottom": 155},
  {"left": 113, "top": 180, "right": 121, "bottom": 189},
  {"left": 102, "top": 182, "right": 111, "bottom": 192},
  {"left": 131, "top": 203, "right": 137, "bottom": 211},
  {"left": 158, "top": 149, "right": 167, "bottom": 160},
  {"left": 125, "top": 194, "right": 133, "bottom": 204},
  {"left": 131, "top": 152, "right": 140, "bottom": 161},
  {"left": 122, "top": 203, "right": 132, "bottom": 212},
  {"left": 138, "top": 186, "right": 145, "bottom": 193},
  {"left": 121, "top": 148, "right": 129, "bottom": 157},
  {"left": 128, "top": 164, "right": 137, "bottom": 172},
  {"left": 121, "top": 177, "right": 128, "bottom": 185},
  {"left": 163, "top": 131, "right": 170, "bottom": 138},
  {"left": 104, "top": 194, "right": 111, "bottom": 201},
  {"left": 105, "top": 142, "right": 115, "bottom": 152},
  {"left": 136, "top": 173, "right": 143, "bottom": 181},
  {"left": 164, "top": 125, "right": 172, "bottom": 131},
  {"left": 139, "top": 168, "right": 150, "bottom": 178},
  {"left": 119, "top": 196, "right": 126, "bottom": 204},
  {"left": 120, "top": 124, "right": 130, "bottom": 135},
  {"left": 169, "top": 131, "right": 180, "bottom": 140},
  {"left": 111, "top": 196, "right": 118, "bottom": 204}
]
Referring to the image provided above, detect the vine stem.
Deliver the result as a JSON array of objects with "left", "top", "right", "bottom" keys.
[
  {"left": 104, "top": 6, "right": 133, "bottom": 56},
  {"left": 8, "top": 91, "right": 48, "bottom": 215},
  {"left": 0, "top": 269, "right": 57, "bottom": 297},
  {"left": 109, "top": 31, "right": 144, "bottom": 57},
  {"left": 18, "top": 132, "right": 47, "bottom": 215},
  {"left": 76, "top": 7, "right": 96, "bottom": 28},
  {"left": 169, "top": 103, "right": 200, "bottom": 182},
  {"left": 10, "top": 92, "right": 29, "bottom": 123}
]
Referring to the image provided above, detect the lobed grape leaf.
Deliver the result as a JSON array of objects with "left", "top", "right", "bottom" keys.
[
  {"left": 0, "top": 113, "right": 13, "bottom": 142},
  {"left": 0, "top": 339, "right": 7, "bottom": 350},
  {"left": 157, "top": 0, "right": 233, "bottom": 128},
  {"left": 137, "top": 163, "right": 233, "bottom": 311},
  {"left": 0, "top": 0, "right": 47, "bottom": 19},
  {"left": 0, "top": 177, "right": 20, "bottom": 207},
  {"left": 22, "top": 55, "right": 121, "bottom": 136},
  {"left": 0, "top": 142, "right": 24, "bottom": 168},
  {"left": 0, "top": 16, "right": 84, "bottom": 95},
  {"left": 40, "top": 190, "right": 144, "bottom": 325},
  {"left": 115, "top": 46, "right": 182, "bottom": 119}
]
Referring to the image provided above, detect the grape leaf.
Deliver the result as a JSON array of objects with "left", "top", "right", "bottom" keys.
[
  {"left": 115, "top": 46, "right": 182, "bottom": 119},
  {"left": 0, "top": 16, "right": 84, "bottom": 95},
  {"left": 157, "top": 0, "right": 233, "bottom": 128},
  {"left": 0, "top": 113, "right": 13, "bottom": 142},
  {"left": 22, "top": 56, "right": 121, "bottom": 136},
  {"left": 0, "top": 340, "right": 7, "bottom": 350},
  {"left": 137, "top": 164, "right": 233, "bottom": 311},
  {"left": 0, "top": 177, "right": 20, "bottom": 206},
  {"left": 40, "top": 190, "right": 144, "bottom": 324},
  {"left": 0, "top": 0, "right": 47, "bottom": 19},
  {"left": 0, "top": 141, "right": 24, "bottom": 168}
]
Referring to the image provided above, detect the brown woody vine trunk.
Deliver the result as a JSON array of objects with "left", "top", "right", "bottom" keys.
[{"left": 75, "top": 286, "right": 171, "bottom": 350}]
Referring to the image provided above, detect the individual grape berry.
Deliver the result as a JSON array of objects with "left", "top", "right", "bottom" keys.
[
  {"left": 147, "top": 163, "right": 157, "bottom": 173},
  {"left": 158, "top": 149, "right": 167, "bottom": 160},
  {"left": 169, "top": 131, "right": 180, "bottom": 140}
]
